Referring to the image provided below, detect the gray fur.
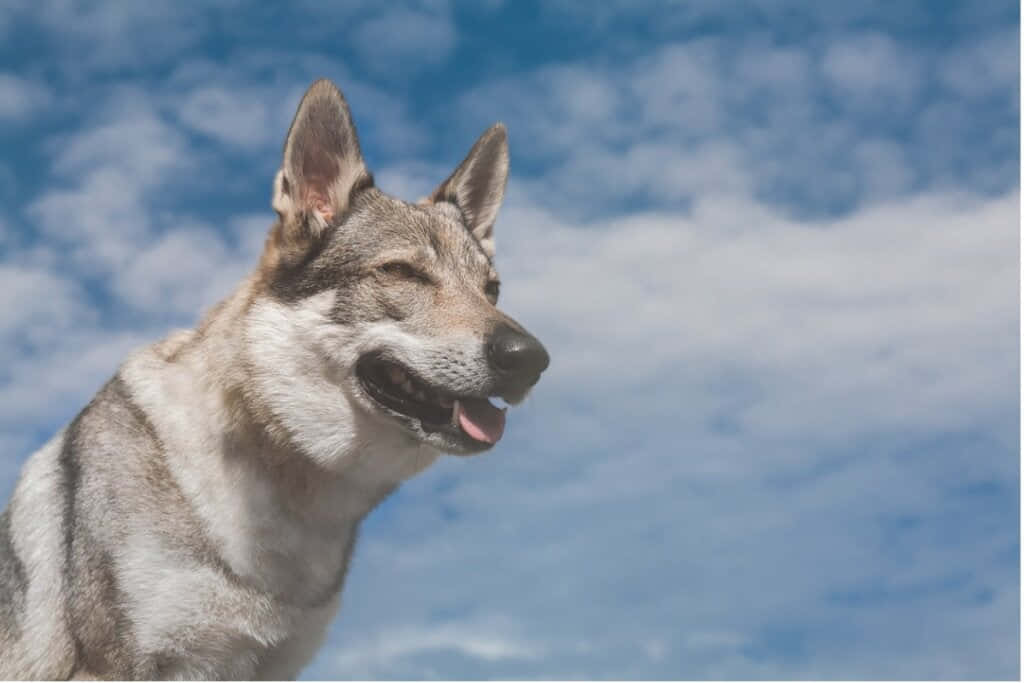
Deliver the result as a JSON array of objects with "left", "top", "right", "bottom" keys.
[
  {"left": 0, "top": 79, "right": 547, "bottom": 679},
  {"left": 0, "top": 511, "right": 26, "bottom": 644}
]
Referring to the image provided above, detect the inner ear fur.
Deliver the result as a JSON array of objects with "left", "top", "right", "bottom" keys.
[{"left": 268, "top": 79, "right": 370, "bottom": 261}]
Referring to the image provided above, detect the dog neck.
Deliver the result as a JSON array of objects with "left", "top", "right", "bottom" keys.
[
  {"left": 165, "top": 274, "right": 437, "bottom": 518},
  {"left": 127, "top": 277, "right": 439, "bottom": 603}
]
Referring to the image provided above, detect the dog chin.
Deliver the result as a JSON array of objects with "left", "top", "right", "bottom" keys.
[{"left": 418, "top": 423, "right": 497, "bottom": 456}]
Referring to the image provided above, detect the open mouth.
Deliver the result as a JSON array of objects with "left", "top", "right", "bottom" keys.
[{"left": 356, "top": 354, "right": 507, "bottom": 448}]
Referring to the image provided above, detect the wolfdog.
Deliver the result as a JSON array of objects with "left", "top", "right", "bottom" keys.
[{"left": 0, "top": 79, "right": 548, "bottom": 679}]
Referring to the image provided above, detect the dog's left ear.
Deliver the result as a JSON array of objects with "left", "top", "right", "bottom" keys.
[
  {"left": 272, "top": 79, "right": 370, "bottom": 238},
  {"left": 429, "top": 123, "right": 509, "bottom": 258}
]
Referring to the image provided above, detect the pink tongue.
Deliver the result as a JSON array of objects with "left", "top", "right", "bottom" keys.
[{"left": 456, "top": 399, "right": 506, "bottom": 444}]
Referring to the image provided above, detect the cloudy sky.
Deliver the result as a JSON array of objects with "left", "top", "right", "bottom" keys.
[{"left": 0, "top": 0, "right": 1019, "bottom": 679}]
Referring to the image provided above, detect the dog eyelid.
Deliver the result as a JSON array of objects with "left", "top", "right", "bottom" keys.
[{"left": 378, "top": 261, "right": 432, "bottom": 284}]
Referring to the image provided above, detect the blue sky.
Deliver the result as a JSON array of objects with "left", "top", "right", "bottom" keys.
[{"left": 0, "top": 0, "right": 1019, "bottom": 679}]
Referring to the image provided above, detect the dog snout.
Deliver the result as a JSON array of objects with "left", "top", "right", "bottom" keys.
[{"left": 486, "top": 323, "right": 550, "bottom": 385}]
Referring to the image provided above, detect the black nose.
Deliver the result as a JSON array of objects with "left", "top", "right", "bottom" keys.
[{"left": 487, "top": 324, "right": 550, "bottom": 381}]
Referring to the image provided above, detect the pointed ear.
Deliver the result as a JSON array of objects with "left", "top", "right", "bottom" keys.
[
  {"left": 429, "top": 123, "right": 508, "bottom": 258},
  {"left": 272, "top": 79, "right": 370, "bottom": 237}
]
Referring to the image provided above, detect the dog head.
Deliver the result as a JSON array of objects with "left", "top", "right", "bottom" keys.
[{"left": 245, "top": 79, "right": 548, "bottom": 462}]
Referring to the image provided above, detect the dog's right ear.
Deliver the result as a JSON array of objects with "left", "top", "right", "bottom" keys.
[{"left": 271, "top": 79, "right": 370, "bottom": 241}]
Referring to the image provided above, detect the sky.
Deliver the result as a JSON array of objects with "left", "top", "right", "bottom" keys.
[{"left": 0, "top": 0, "right": 1019, "bottom": 679}]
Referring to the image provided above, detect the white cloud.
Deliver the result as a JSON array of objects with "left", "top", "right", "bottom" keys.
[
  {"left": 500, "top": 190, "right": 1017, "bottom": 441},
  {"left": 0, "top": 264, "right": 91, "bottom": 349},
  {"left": 28, "top": 167, "right": 154, "bottom": 272},
  {"left": 111, "top": 224, "right": 250, "bottom": 317},
  {"left": 937, "top": 27, "right": 1019, "bottom": 99},
  {"left": 350, "top": 7, "right": 457, "bottom": 75},
  {"left": 0, "top": 73, "right": 52, "bottom": 121},
  {"left": 27, "top": 1, "right": 209, "bottom": 74},
  {"left": 457, "top": 30, "right": 1016, "bottom": 218},
  {"left": 732, "top": 43, "right": 813, "bottom": 91},
  {"left": 51, "top": 99, "right": 191, "bottom": 181},
  {"left": 177, "top": 86, "right": 276, "bottom": 148},
  {"left": 821, "top": 32, "right": 924, "bottom": 100},
  {"left": 165, "top": 55, "right": 428, "bottom": 158},
  {"left": 331, "top": 621, "right": 541, "bottom": 678},
  {"left": 0, "top": 328, "right": 147, "bottom": 428},
  {"left": 630, "top": 41, "right": 724, "bottom": 136},
  {"left": 27, "top": 98, "right": 193, "bottom": 275},
  {"left": 456, "top": 63, "right": 633, "bottom": 165}
]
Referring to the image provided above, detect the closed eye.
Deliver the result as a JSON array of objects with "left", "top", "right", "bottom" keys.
[{"left": 378, "top": 261, "right": 432, "bottom": 284}]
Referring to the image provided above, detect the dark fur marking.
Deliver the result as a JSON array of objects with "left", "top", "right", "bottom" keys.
[
  {"left": 266, "top": 227, "right": 336, "bottom": 302},
  {"left": 108, "top": 376, "right": 157, "bottom": 447},
  {"left": 61, "top": 379, "right": 147, "bottom": 677},
  {"left": 58, "top": 408, "right": 86, "bottom": 672},
  {"left": 109, "top": 378, "right": 252, "bottom": 595},
  {"left": 269, "top": 242, "right": 363, "bottom": 304},
  {"left": 266, "top": 183, "right": 375, "bottom": 304},
  {"left": 60, "top": 376, "right": 256, "bottom": 676}
]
